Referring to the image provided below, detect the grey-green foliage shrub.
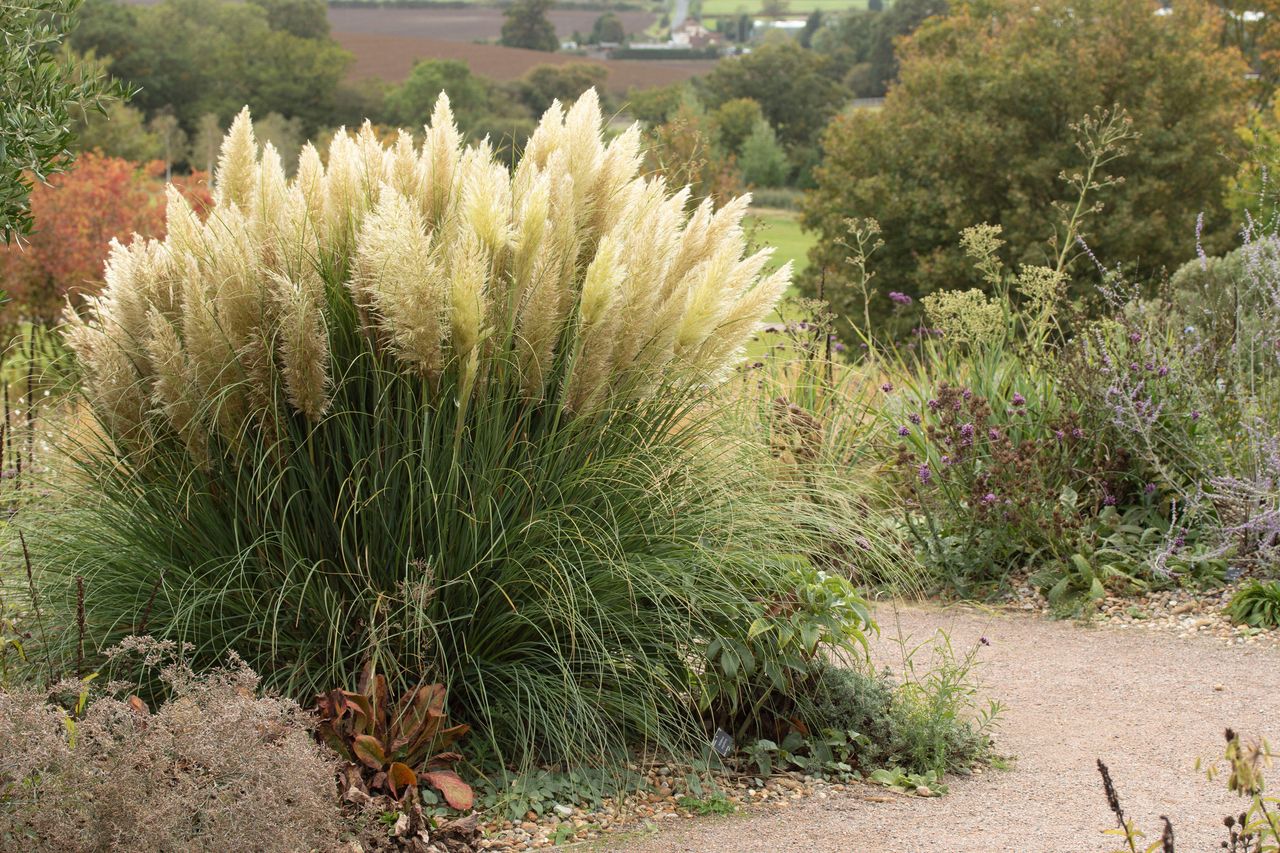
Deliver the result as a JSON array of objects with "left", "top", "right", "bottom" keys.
[{"left": 22, "top": 91, "right": 891, "bottom": 772}]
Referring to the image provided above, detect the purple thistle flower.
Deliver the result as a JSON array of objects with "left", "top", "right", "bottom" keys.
[
  {"left": 981, "top": 492, "right": 996, "bottom": 504},
  {"left": 1129, "top": 362, "right": 1140, "bottom": 372},
  {"left": 962, "top": 388, "right": 973, "bottom": 400},
  {"left": 833, "top": 342, "right": 846, "bottom": 353},
  {"left": 909, "top": 412, "right": 922, "bottom": 425},
  {"left": 881, "top": 382, "right": 894, "bottom": 393},
  {"left": 888, "top": 291, "right": 913, "bottom": 305},
  {"left": 1129, "top": 331, "right": 1143, "bottom": 343},
  {"left": 1157, "top": 365, "right": 1169, "bottom": 377},
  {"left": 959, "top": 423, "right": 975, "bottom": 446},
  {"left": 1071, "top": 427, "right": 1084, "bottom": 439},
  {"left": 1103, "top": 493, "right": 1117, "bottom": 506},
  {"left": 941, "top": 455, "right": 953, "bottom": 466},
  {"left": 1144, "top": 361, "right": 1155, "bottom": 372},
  {"left": 1054, "top": 429, "right": 1065, "bottom": 441},
  {"left": 988, "top": 428, "right": 1001, "bottom": 440},
  {"left": 898, "top": 426, "right": 911, "bottom": 436},
  {"left": 1190, "top": 410, "right": 1201, "bottom": 421},
  {"left": 927, "top": 398, "right": 940, "bottom": 411},
  {"left": 1144, "top": 482, "right": 1156, "bottom": 494},
  {"left": 1011, "top": 392, "right": 1026, "bottom": 406},
  {"left": 918, "top": 464, "right": 932, "bottom": 484}
]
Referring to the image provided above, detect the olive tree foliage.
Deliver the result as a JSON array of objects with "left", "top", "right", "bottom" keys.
[
  {"left": 802, "top": 0, "right": 1250, "bottom": 330},
  {"left": 1, "top": 0, "right": 129, "bottom": 242}
]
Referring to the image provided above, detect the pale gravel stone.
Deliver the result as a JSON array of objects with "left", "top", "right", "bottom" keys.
[{"left": 612, "top": 602, "right": 1280, "bottom": 853}]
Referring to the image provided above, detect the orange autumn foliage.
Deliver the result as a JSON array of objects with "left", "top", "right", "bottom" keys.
[{"left": 0, "top": 153, "right": 210, "bottom": 328}]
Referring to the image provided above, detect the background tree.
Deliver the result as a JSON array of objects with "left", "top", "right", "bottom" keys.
[
  {"left": 74, "top": 101, "right": 162, "bottom": 162},
  {"left": 812, "top": 0, "right": 949, "bottom": 96},
  {"left": 590, "top": 12, "right": 626, "bottom": 44},
  {"left": 247, "top": 0, "right": 329, "bottom": 40},
  {"left": 645, "top": 101, "right": 742, "bottom": 203},
  {"left": 383, "top": 59, "right": 496, "bottom": 133},
  {"left": 2, "top": 0, "right": 129, "bottom": 241},
  {"left": 70, "top": 0, "right": 350, "bottom": 134},
  {"left": 0, "top": 154, "right": 209, "bottom": 326},
  {"left": 697, "top": 42, "right": 848, "bottom": 154},
  {"left": 711, "top": 97, "right": 765, "bottom": 156},
  {"left": 739, "top": 120, "right": 790, "bottom": 187},
  {"left": 514, "top": 64, "right": 609, "bottom": 115},
  {"left": 501, "top": 0, "right": 560, "bottom": 52},
  {"left": 802, "top": 0, "right": 1249, "bottom": 334}
]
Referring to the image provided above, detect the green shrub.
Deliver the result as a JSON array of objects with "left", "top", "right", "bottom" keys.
[
  {"left": 21, "top": 91, "right": 890, "bottom": 772},
  {"left": 1227, "top": 580, "right": 1280, "bottom": 629}
]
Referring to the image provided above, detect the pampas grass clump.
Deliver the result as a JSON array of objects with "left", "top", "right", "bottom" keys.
[{"left": 24, "top": 91, "right": 884, "bottom": 770}]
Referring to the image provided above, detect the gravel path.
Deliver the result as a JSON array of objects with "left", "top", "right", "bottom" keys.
[{"left": 614, "top": 603, "right": 1280, "bottom": 853}]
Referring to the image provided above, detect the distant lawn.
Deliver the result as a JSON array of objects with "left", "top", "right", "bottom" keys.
[
  {"left": 746, "top": 207, "right": 813, "bottom": 290},
  {"left": 743, "top": 207, "right": 817, "bottom": 358},
  {"left": 701, "top": 0, "right": 870, "bottom": 17}
]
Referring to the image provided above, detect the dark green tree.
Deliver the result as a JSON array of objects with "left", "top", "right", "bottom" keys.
[
  {"left": 70, "top": 0, "right": 350, "bottom": 133},
  {"left": 501, "top": 0, "right": 560, "bottom": 52},
  {"left": 515, "top": 64, "right": 608, "bottom": 115},
  {"left": 697, "top": 41, "right": 848, "bottom": 152},
  {"left": 383, "top": 60, "right": 496, "bottom": 132},
  {"left": 247, "top": 0, "right": 330, "bottom": 40},
  {"left": 2, "top": 0, "right": 130, "bottom": 241},
  {"left": 802, "top": 0, "right": 1250, "bottom": 333},
  {"left": 590, "top": 12, "right": 626, "bottom": 44}
]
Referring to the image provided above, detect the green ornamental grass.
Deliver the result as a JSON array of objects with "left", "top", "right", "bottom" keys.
[{"left": 20, "top": 91, "right": 889, "bottom": 770}]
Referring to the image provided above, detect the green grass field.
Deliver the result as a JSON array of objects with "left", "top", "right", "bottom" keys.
[
  {"left": 747, "top": 208, "right": 814, "bottom": 285},
  {"left": 699, "top": 0, "right": 870, "bottom": 18}
]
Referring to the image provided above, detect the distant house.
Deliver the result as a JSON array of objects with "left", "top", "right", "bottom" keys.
[{"left": 671, "top": 17, "right": 723, "bottom": 49}]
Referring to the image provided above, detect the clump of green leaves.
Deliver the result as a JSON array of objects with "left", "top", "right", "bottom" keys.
[
  {"left": 1227, "top": 581, "right": 1280, "bottom": 630},
  {"left": 1, "top": 0, "right": 131, "bottom": 241},
  {"left": 677, "top": 792, "right": 737, "bottom": 816}
]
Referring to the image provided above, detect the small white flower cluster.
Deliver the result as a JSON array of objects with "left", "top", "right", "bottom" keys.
[{"left": 67, "top": 89, "right": 790, "bottom": 454}]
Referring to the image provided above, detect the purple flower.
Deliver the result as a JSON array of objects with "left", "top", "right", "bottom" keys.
[
  {"left": 1144, "top": 482, "right": 1156, "bottom": 494},
  {"left": 751, "top": 361, "right": 764, "bottom": 369},
  {"left": 898, "top": 426, "right": 911, "bottom": 436},
  {"left": 1128, "top": 362, "right": 1140, "bottom": 372},
  {"left": 1157, "top": 365, "right": 1169, "bottom": 377},
  {"left": 856, "top": 536, "right": 872, "bottom": 551},
  {"left": 881, "top": 382, "right": 894, "bottom": 393},
  {"left": 918, "top": 464, "right": 932, "bottom": 484},
  {"left": 909, "top": 412, "right": 922, "bottom": 425},
  {"left": 1071, "top": 427, "right": 1084, "bottom": 439},
  {"left": 1129, "top": 331, "right": 1143, "bottom": 343},
  {"left": 1144, "top": 361, "right": 1155, "bottom": 372},
  {"left": 1103, "top": 494, "right": 1117, "bottom": 506},
  {"left": 980, "top": 636, "right": 991, "bottom": 647},
  {"left": 888, "top": 291, "right": 913, "bottom": 305},
  {"left": 1054, "top": 429, "right": 1065, "bottom": 441},
  {"left": 1011, "top": 392, "right": 1026, "bottom": 407},
  {"left": 833, "top": 342, "right": 846, "bottom": 353},
  {"left": 1191, "top": 410, "right": 1201, "bottom": 421},
  {"left": 988, "top": 428, "right": 1001, "bottom": 440},
  {"left": 941, "top": 455, "right": 953, "bottom": 466},
  {"left": 927, "top": 399, "right": 940, "bottom": 412},
  {"left": 959, "top": 423, "right": 975, "bottom": 445},
  {"left": 962, "top": 389, "right": 973, "bottom": 400},
  {"left": 981, "top": 492, "right": 996, "bottom": 504}
]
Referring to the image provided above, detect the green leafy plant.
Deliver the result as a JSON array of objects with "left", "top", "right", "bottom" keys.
[
  {"left": 1228, "top": 581, "right": 1280, "bottom": 630},
  {"left": 677, "top": 792, "right": 737, "bottom": 816},
  {"left": 868, "top": 766, "right": 946, "bottom": 796},
  {"left": 315, "top": 664, "right": 473, "bottom": 809}
]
